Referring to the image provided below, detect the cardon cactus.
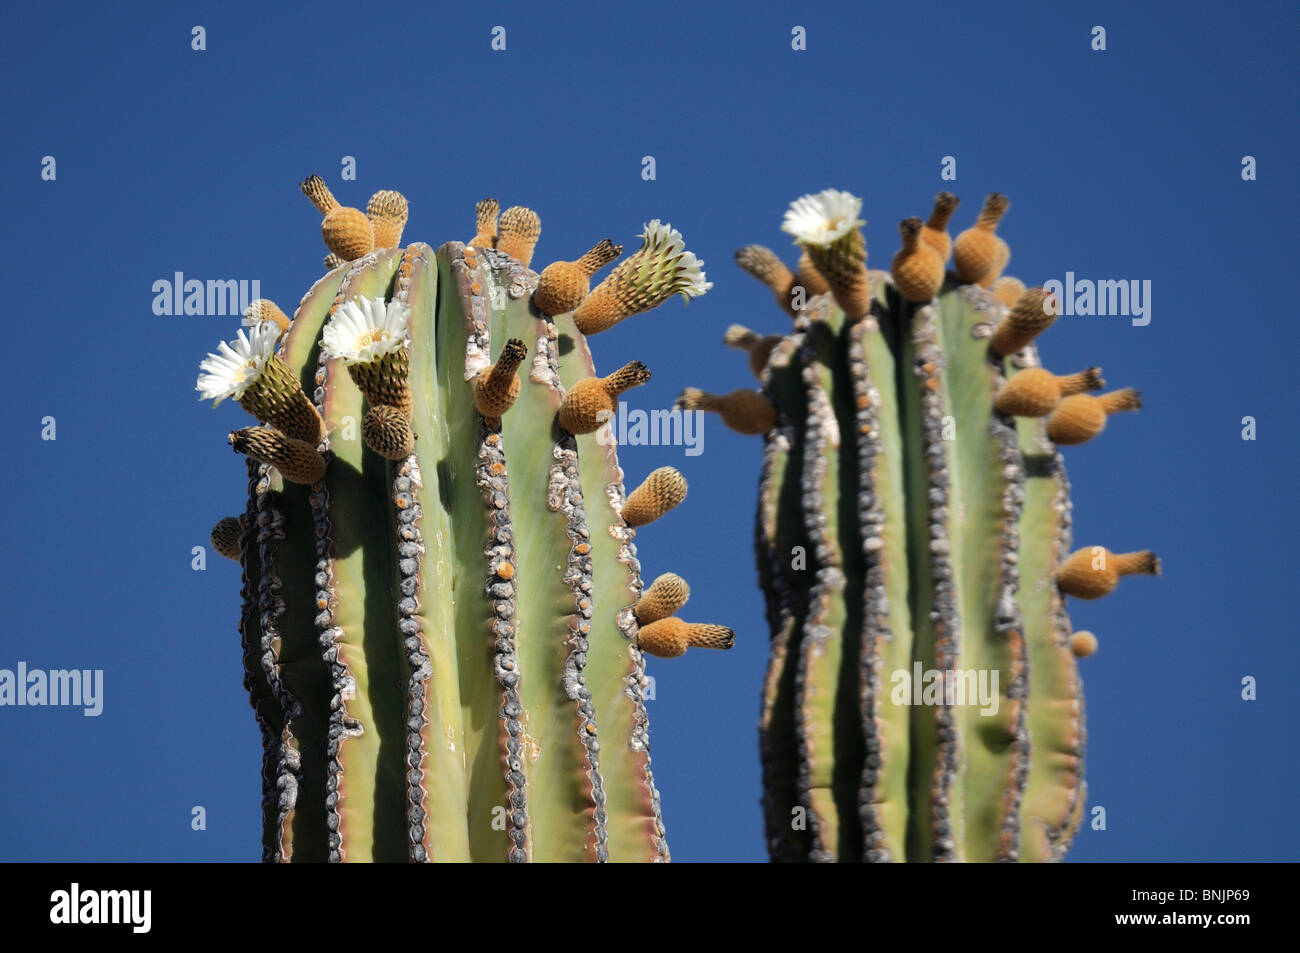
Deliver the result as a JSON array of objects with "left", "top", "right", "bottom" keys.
[
  {"left": 689, "top": 189, "right": 1158, "bottom": 862},
  {"left": 198, "top": 178, "right": 726, "bottom": 862}
]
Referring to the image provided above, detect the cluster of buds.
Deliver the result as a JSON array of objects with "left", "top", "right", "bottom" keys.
[
  {"left": 300, "top": 176, "right": 410, "bottom": 270},
  {"left": 321, "top": 295, "right": 416, "bottom": 460},
  {"left": 632, "top": 573, "right": 735, "bottom": 659}
]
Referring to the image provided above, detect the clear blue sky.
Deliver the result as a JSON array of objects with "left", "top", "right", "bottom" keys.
[{"left": 1, "top": 0, "right": 1295, "bottom": 861}]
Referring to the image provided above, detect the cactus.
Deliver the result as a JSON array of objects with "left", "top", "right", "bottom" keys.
[
  {"left": 689, "top": 189, "right": 1158, "bottom": 862},
  {"left": 198, "top": 181, "right": 731, "bottom": 862}
]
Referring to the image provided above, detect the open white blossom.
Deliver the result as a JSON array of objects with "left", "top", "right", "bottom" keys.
[
  {"left": 196, "top": 322, "right": 281, "bottom": 405},
  {"left": 321, "top": 296, "right": 411, "bottom": 364},
  {"left": 638, "top": 220, "right": 712, "bottom": 299},
  {"left": 781, "top": 189, "right": 865, "bottom": 245}
]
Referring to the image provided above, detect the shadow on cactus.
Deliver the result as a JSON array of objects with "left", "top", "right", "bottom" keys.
[
  {"left": 684, "top": 188, "right": 1159, "bottom": 862},
  {"left": 197, "top": 177, "right": 731, "bottom": 862}
]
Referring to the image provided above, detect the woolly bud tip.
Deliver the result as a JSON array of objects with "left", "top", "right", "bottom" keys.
[
  {"left": 362, "top": 404, "right": 415, "bottom": 460},
  {"left": 577, "top": 238, "right": 622, "bottom": 276},
  {"left": 471, "top": 198, "right": 500, "bottom": 248},
  {"left": 323, "top": 253, "right": 346, "bottom": 271},
  {"left": 734, "top": 245, "right": 800, "bottom": 314},
  {"left": 724, "top": 324, "right": 762, "bottom": 350},
  {"left": 637, "top": 617, "right": 736, "bottom": 658},
  {"left": 1060, "top": 367, "right": 1106, "bottom": 396},
  {"left": 366, "top": 190, "right": 409, "bottom": 248},
  {"left": 210, "top": 516, "right": 245, "bottom": 561},
  {"left": 622, "top": 466, "right": 688, "bottom": 528},
  {"left": 474, "top": 338, "right": 527, "bottom": 417},
  {"left": 677, "top": 387, "right": 777, "bottom": 435},
  {"left": 243, "top": 299, "right": 290, "bottom": 334},
  {"left": 229, "top": 427, "right": 326, "bottom": 485},
  {"left": 300, "top": 174, "right": 338, "bottom": 214},
  {"left": 927, "top": 192, "right": 960, "bottom": 229},
  {"left": 1100, "top": 388, "right": 1142, "bottom": 413},
  {"left": 898, "top": 216, "right": 924, "bottom": 246},
  {"left": 604, "top": 360, "right": 652, "bottom": 396},
  {"left": 497, "top": 206, "right": 542, "bottom": 267},
  {"left": 1070, "top": 631, "right": 1099, "bottom": 658},
  {"left": 977, "top": 193, "right": 1010, "bottom": 228},
  {"left": 633, "top": 573, "right": 690, "bottom": 624},
  {"left": 724, "top": 325, "right": 782, "bottom": 379}
]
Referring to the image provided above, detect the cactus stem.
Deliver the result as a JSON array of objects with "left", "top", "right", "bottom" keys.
[
  {"left": 676, "top": 387, "right": 777, "bottom": 435},
  {"left": 473, "top": 338, "right": 527, "bottom": 417},
  {"left": 622, "top": 466, "right": 688, "bottom": 528}
]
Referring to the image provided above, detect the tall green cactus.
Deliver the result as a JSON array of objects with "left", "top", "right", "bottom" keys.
[
  {"left": 687, "top": 189, "right": 1158, "bottom": 862},
  {"left": 201, "top": 181, "right": 723, "bottom": 862}
]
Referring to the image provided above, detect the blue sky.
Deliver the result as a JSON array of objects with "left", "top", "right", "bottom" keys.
[{"left": 0, "top": 0, "right": 1296, "bottom": 861}]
